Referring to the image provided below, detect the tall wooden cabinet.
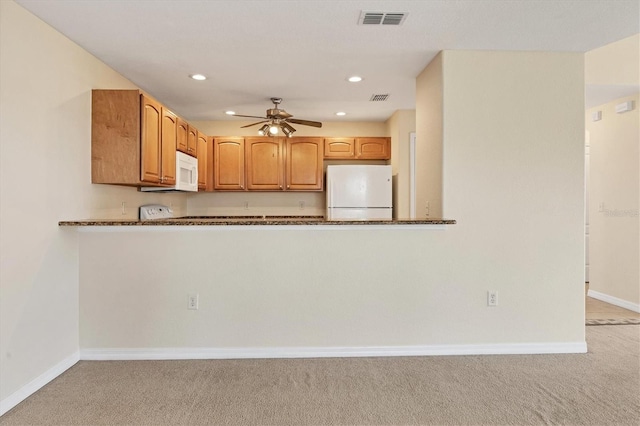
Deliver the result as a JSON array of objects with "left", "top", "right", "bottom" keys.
[{"left": 92, "top": 90, "right": 177, "bottom": 186}]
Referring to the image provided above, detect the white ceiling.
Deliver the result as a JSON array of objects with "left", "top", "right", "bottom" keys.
[{"left": 15, "top": 0, "right": 640, "bottom": 124}]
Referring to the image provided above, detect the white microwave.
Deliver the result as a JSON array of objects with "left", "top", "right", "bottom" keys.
[{"left": 141, "top": 151, "right": 198, "bottom": 192}]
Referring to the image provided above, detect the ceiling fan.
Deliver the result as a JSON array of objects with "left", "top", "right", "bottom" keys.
[{"left": 231, "top": 97, "right": 322, "bottom": 137}]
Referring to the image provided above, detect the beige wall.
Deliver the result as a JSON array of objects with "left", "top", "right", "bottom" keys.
[
  {"left": 585, "top": 34, "right": 640, "bottom": 86},
  {"left": 586, "top": 94, "right": 640, "bottom": 306},
  {"left": 415, "top": 52, "right": 443, "bottom": 218},
  {"left": 585, "top": 34, "right": 640, "bottom": 309},
  {"left": 386, "top": 110, "right": 416, "bottom": 219},
  {"left": 0, "top": 0, "right": 187, "bottom": 406},
  {"left": 193, "top": 120, "right": 388, "bottom": 138},
  {"left": 79, "top": 50, "right": 586, "bottom": 354}
]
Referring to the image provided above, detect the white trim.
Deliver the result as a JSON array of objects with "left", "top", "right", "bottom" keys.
[
  {"left": 0, "top": 351, "right": 79, "bottom": 416},
  {"left": 77, "top": 224, "right": 448, "bottom": 232},
  {"left": 81, "top": 342, "right": 586, "bottom": 361},
  {"left": 588, "top": 290, "right": 640, "bottom": 313}
]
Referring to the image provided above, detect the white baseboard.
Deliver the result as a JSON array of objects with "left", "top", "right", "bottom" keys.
[
  {"left": 0, "top": 351, "right": 79, "bottom": 416},
  {"left": 588, "top": 290, "right": 640, "bottom": 313},
  {"left": 81, "top": 342, "right": 587, "bottom": 361}
]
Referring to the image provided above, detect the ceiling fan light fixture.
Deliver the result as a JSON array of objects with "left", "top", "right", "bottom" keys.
[
  {"left": 225, "top": 110, "right": 235, "bottom": 115},
  {"left": 269, "top": 124, "right": 279, "bottom": 135},
  {"left": 258, "top": 124, "right": 270, "bottom": 136},
  {"left": 281, "top": 122, "right": 296, "bottom": 137}
]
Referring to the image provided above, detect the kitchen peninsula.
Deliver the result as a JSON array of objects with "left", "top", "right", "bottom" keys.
[{"left": 59, "top": 216, "right": 456, "bottom": 227}]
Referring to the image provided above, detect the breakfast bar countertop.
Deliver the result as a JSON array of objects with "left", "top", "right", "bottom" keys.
[{"left": 58, "top": 216, "right": 456, "bottom": 226}]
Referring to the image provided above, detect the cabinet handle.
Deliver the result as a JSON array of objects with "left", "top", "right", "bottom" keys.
[
  {"left": 287, "top": 185, "right": 290, "bottom": 189},
  {"left": 279, "top": 185, "right": 283, "bottom": 189}
]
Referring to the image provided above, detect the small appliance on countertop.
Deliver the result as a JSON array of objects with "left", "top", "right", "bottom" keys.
[{"left": 139, "top": 204, "right": 174, "bottom": 220}]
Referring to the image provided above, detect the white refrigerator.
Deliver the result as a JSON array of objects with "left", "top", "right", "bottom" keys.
[{"left": 326, "top": 165, "right": 392, "bottom": 220}]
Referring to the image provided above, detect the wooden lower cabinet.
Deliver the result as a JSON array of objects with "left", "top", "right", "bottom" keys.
[{"left": 214, "top": 137, "right": 245, "bottom": 190}]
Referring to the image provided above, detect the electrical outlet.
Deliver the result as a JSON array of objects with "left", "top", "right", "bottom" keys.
[
  {"left": 243, "top": 201, "right": 249, "bottom": 210},
  {"left": 425, "top": 201, "right": 430, "bottom": 217},
  {"left": 121, "top": 202, "right": 126, "bottom": 215},
  {"left": 487, "top": 291, "right": 498, "bottom": 307},
  {"left": 299, "top": 201, "right": 305, "bottom": 210},
  {"left": 188, "top": 293, "right": 199, "bottom": 310}
]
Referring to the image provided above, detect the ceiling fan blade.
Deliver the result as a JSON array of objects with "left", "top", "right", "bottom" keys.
[
  {"left": 232, "top": 114, "right": 268, "bottom": 119},
  {"left": 288, "top": 118, "right": 323, "bottom": 128},
  {"left": 240, "top": 120, "right": 269, "bottom": 128}
]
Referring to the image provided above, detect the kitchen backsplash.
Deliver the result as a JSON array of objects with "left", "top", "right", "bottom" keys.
[{"left": 187, "top": 192, "right": 325, "bottom": 217}]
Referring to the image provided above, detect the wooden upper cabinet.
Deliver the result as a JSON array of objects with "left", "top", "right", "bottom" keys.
[
  {"left": 324, "top": 138, "right": 355, "bottom": 159},
  {"left": 286, "top": 137, "right": 324, "bottom": 191},
  {"left": 92, "top": 90, "right": 179, "bottom": 187},
  {"left": 196, "top": 130, "right": 208, "bottom": 190},
  {"left": 140, "top": 95, "right": 162, "bottom": 183},
  {"left": 355, "top": 137, "right": 390, "bottom": 160},
  {"left": 177, "top": 117, "right": 189, "bottom": 154},
  {"left": 187, "top": 126, "right": 198, "bottom": 157},
  {"left": 159, "top": 108, "right": 177, "bottom": 185},
  {"left": 245, "top": 137, "right": 284, "bottom": 190},
  {"left": 214, "top": 137, "right": 245, "bottom": 190}
]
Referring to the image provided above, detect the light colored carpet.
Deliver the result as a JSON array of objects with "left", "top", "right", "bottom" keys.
[{"left": 1, "top": 326, "right": 639, "bottom": 425}]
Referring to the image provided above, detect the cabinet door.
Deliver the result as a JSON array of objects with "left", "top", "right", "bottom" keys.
[
  {"left": 160, "top": 108, "right": 177, "bottom": 185},
  {"left": 324, "top": 138, "right": 355, "bottom": 159},
  {"left": 355, "top": 137, "right": 390, "bottom": 160},
  {"left": 214, "top": 137, "right": 245, "bottom": 190},
  {"left": 245, "top": 137, "right": 284, "bottom": 190},
  {"left": 187, "top": 126, "right": 198, "bottom": 157},
  {"left": 197, "top": 130, "right": 208, "bottom": 190},
  {"left": 177, "top": 117, "right": 189, "bottom": 154},
  {"left": 286, "top": 137, "right": 323, "bottom": 191},
  {"left": 140, "top": 95, "right": 162, "bottom": 183}
]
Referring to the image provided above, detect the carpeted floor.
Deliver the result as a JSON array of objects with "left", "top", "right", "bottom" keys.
[{"left": 1, "top": 325, "right": 639, "bottom": 425}]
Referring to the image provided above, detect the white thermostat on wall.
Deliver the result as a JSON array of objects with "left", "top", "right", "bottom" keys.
[{"left": 139, "top": 204, "right": 174, "bottom": 220}]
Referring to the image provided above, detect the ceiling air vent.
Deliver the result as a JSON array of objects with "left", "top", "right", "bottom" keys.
[
  {"left": 370, "top": 94, "right": 389, "bottom": 102},
  {"left": 359, "top": 11, "right": 408, "bottom": 25}
]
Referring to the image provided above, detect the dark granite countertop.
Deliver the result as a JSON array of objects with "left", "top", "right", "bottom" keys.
[{"left": 58, "top": 215, "right": 456, "bottom": 226}]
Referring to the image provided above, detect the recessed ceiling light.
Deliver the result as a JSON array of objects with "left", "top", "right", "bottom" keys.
[
  {"left": 190, "top": 74, "right": 207, "bottom": 81},
  {"left": 225, "top": 110, "right": 236, "bottom": 115},
  {"left": 336, "top": 112, "right": 347, "bottom": 116},
  {"left": 347, "top": 76, "right": 362, "bottom": 82}
]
